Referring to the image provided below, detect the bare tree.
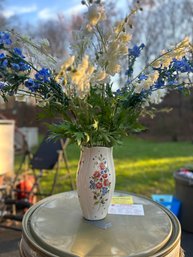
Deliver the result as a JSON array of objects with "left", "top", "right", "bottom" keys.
[
  {"left": 131, "top": 0, "right": 193, "bottom": 140},
  {"left": 31, "top": 15, "right": 69, "bottom": 58},
  {"left": 28, "top": 0, "right": 120, "bottom": 59},
  {"left": 131, "top": 0, "right": 189, "bottom": 65},
  {"left": 0, "top": 0, "right": 7, "bottom": 29},
  {"left": 182, "top": 0, "right": 193, "bottom": 41}
]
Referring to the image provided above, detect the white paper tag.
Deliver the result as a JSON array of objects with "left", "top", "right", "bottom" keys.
[{"left": 108, "top": 204, "right": 144, "bottom": 216}]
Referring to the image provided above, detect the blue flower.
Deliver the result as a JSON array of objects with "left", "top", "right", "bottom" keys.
[
  {"left": 25, "top": 78, "right": 40, "bottom": 92},
  {"left": 19, "top": 61, "right": 31, "bottom": 71},
  {"left": 167, "top": 79, "right": 178, "bottom": 86},
  {"left": 2, "top": 59, "right": 8, "bottom": 67},
  {"left": 102, "top": 187, "right": 108, "bottom": 196},
  {"left": 129, "top": 43, "right": 145, "bottom": 58},
  {"left": 138, "top": 74, "right": 148, "bottom": 81},
  {"left": 125, "top": 67, "right": 133, "bottom": 77},
  {"left": 116, "top": 89, "right": 121, "bottom": 94},
  {"left": 127, "top": 78, "right": 132, "bottom": 83},
  {"left": 1, "top": 59, "right": 8, "bottom": 68},
  {"left": 154, "top": 79, "right": 165, "bottom": 89},
  {"left": 13, "top": 48, "right": 25, "bottom": 58},
  {"left": 0, "top": 53, "right": 8, "bottom": 68},
  {"left": 172, "top": 58, "right": 193, "bottom": 73},
  {"left": 0, "top": 32, "right": 12, "bottom": 45},
  {"left": 0, "top": 53, "right": 6, "bottom": 59},
  {"left": 140, "top": 43, "right": 145, "bottom": 48},
  {"left": 89, "top": 180, "right": 96, "bottom": 190},
  {"left": 11, "top": 63, "right": 20, "bottom": 71},
  {"left": 178, "top": 86, "right": 184, "bottom": 91},
  {"left": 10, "top": 61, "right": 31, "bottom": 71},
  {"left": 35, "top": 68, "right": 51, "bottom": 82},
  {"left": 0, "top": 82, "right": 6, "bottom": 90}
]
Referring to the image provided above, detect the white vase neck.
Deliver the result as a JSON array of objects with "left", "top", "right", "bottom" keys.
[
  {"left": 80, "top": 146, "right": 113, "bottom": 158},
  {"left": 81, "top": 146, "right": 113, "bottom": 150}
]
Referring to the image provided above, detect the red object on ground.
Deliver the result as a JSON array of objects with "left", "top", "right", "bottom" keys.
[{"left": 16, "top": 175, "right": 35, "bottom": 203}]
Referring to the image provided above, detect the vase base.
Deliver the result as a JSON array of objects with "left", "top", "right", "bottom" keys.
[{"left": 83, "top": 216, "right": 106, "bottom": 221}]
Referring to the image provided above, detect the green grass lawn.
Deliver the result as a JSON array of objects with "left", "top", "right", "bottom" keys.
[{"left": 16, "top": 137, "right": 193, "bottom": 198}]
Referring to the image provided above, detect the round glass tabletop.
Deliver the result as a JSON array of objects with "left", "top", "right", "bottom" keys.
[{"left": 21, "top": 191, "right": 180, "bottom": 257}]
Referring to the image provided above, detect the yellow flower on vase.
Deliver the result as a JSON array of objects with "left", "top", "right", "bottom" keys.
[{"left": 119, "top": 33, "right": 132, "bottom": 43}]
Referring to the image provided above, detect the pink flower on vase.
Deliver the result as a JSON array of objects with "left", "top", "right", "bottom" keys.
[
  {"left": 102, "top": 173, "right": 108, "bottom": 178},
  {"left": 99, "top": 162, "right": 106, "bottom": 170},
  {"left": 96, "top": 182, "right": 103, "bottom": 189},
  {"left": 104, "top": 179, "right": 110, "bottom": 187},
  {"left": 93, "top": 171, "right": 101, "bottom": 178}
]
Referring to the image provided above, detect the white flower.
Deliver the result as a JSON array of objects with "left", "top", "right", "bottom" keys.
[
  {"left": 69, "top": 55, "right": 95, "bottom": 97},
  {"left": 134, "top": 71, "right": 159, "bottom": 93},
  {"left": 15, "top": 84, "right": 29, "bottom": 102},
  {"left": 106, "top": 62, "right": 121, "bottom": 76},
  {"left": 62, "top": 56, "right": 75, "bottom": 69},
  {"left": 177, "top": 37, "right": 190, "bottom": 49},
  {"left": 36, "top": 100, "right": 47, "bottom": 107},
  {"left": 134, "top": 84, "right": 144, "bottom": 94},
  {"left": 87, "top": 4, "right": 105, "bottom": 27},
  {"left": 108, "top": 41, "right": 120, "bottom": 56},
  {"left": 91, "top": 70, "right": 109, "bottom": 83},
  {"left": 145, "top": 88, "right": 168, "bottom": 106},
  {"left": 15, "top": 94, "right": 28, "bottom": 102},
  {"left": 161, "top": 57, "right": 173, "bottom": 68},
  {"left": 118, "top": 45, "right": 129, "bottom": 55},
  {"left": 153, "top": 37, "right": 191, "bottom": 68}
]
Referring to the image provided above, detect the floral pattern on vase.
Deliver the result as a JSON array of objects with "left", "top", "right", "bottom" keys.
[
  {"left": 89, "top": 157, "right": 111, "bottom": 206},
  {"left": 77, "top": 147, "right": 115, "bottom": 220}
]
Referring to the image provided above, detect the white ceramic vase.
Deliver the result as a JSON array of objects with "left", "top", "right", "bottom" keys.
[{"left": 77, "top": 146, "right": 115, "bottom": 220}]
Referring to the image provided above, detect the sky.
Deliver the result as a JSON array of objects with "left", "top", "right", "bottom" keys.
[{"left": 2, "top": 0, "right": 127, "bottom": 24}]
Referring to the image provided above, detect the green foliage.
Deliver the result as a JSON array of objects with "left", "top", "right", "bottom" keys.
[{"left": 49, "top": 84, "right": 145, "bottom": 147}]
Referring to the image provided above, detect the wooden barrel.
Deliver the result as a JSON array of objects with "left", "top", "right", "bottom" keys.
[{"left": 19, "top": 191, "right": 182, "bottom": 257}]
